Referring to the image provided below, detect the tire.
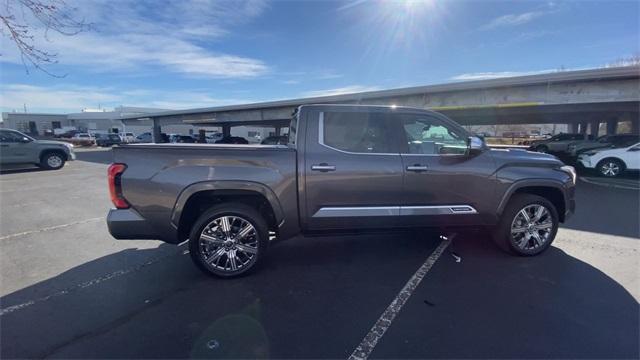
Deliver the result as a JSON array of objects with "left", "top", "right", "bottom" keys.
[
  {"left": 188, "top": 203, "right": 268, "bottom": 278},
  {"left": 535, "top": 145, "right": 549, "bottom": 153},
  {"left": 39, "top": 151, "right": 66, "bottom": 170},
  {"left": 596, "top": 158, "right": 624, "bottom": 177},
  {"left": 492, "top": 194, "right": 559, "bottom": 256}
]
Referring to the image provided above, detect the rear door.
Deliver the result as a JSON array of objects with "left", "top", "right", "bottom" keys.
[{"left": 303, "top": 109, "right": 404, "bottom": 230}]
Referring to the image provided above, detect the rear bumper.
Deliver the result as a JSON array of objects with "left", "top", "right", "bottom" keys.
[{"left": 107, "top": 208, "right": 160, "bottom": 240}]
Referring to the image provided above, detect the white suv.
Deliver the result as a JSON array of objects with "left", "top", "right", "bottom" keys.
[{"left": 578, "top": 142, "right": 640, "bottom": 177}]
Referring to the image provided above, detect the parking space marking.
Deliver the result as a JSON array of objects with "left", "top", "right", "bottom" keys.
[
  {"left": 0, "top": 249, "right": 187, "bottom": 316},
  {"left": 0, "top": 217, "right": 103, "bottom": 240},
  {"left": 348, "top": 238, "right": 450, "bottom": 360}
]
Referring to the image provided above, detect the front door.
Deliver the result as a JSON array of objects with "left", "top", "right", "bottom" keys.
[
  {"left": 392, "top": 113, "right": 497, "bottom": 227},
  {"left": 303, "top": 109, "right": 404, "bottom": 230}
]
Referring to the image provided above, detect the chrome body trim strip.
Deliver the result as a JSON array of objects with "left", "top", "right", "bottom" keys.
[{"left": 312, "top": 205, "right": 478, "bottom": 217}]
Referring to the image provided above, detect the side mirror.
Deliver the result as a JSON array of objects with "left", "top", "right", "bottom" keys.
[
  {"left": 467, "top": 136, "right": 485, "bottom": 155},
  {"left": 20, "top": 137, "right": 32, "bottom": 143}
]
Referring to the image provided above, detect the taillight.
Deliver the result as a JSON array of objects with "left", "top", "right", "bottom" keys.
[{"left": 108, "top": 163, "right": 129, "bottom": 209}]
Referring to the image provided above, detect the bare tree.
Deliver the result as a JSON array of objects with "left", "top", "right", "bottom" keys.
[{"left": 0, "top": 0, "right": 90, "bottom": 76}]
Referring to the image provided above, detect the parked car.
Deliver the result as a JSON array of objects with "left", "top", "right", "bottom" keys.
[
  {"left": 577, "top": 141, "right": 640, "bottom": 177},
  {"left": 528, "top": 133, "right": 593, "bottom": 153},
  {"left": 169, "top": 134, "right": 196, "bottom": 143},
  {"left": 567, "top": 134, "right": 640, "bottom": 157},
  {"left": 261, "top": 135, "right": 289, "bottom": 145},
  {"left": 95, "top": 133, "right": 123, "bottom": 147},
  {"left": 205, "top": 133, "right": 224, "bottom": 143},
  {"left": 0, "top": 129, "right": 75, "bottom": 170},
  {"left": 215, "top": 136, "right": 249, "bottom": 144},
  {"left": 73, "top": 133, "right": 94, "bottom": 141},
  {"left": 135, "top": 132, "right": 152, "bottom": 143},
  {"left": 119, "top": 132, "right": 136, "bottom": 143},
  {"left": 107, "top": 105, "right": 576, "bottom": 278}
]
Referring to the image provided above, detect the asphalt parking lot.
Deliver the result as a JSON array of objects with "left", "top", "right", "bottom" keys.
[{"left": 1, "top": 150, "right": 638, "bottom": 359}]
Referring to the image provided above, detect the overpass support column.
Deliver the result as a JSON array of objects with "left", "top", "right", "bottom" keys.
[
  {"left": 152, "top": 118, "right": 162, "bottom": 143},
  {"left": 568, "top": 123, "right": 579, "bottom": 133},
  {"left": 579, "top": 121, "right": 588, "bottom": 134},
  {"left": 606, "top": 119, "right": 618, "bottom": 135},
  {"left": 589, "top": 120, "right": 600, "bottom": 137}
]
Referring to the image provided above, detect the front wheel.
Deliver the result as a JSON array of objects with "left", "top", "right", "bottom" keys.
[
  {"left": 597, "top": 158, "right": 624, "bottom": 177},
  {"left": 39, "top": 151, "right": 66, "bottom": 170},
  {"left": 188, "top": 203, "right": 268, "bottom": 278},
  {"left": 492, "top": 194, "right": 559, "bottom": 256}
]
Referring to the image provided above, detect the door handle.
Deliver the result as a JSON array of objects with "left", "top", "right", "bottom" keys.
[
  {"left": 406, "top": 165, "right": 428, "bottom": 172},
  {"left": 311, "top": 163, "right": 336, "bottom": 172}
]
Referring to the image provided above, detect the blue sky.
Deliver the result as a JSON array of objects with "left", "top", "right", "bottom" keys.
[{"left": 1, "top": 0, "right": 638, "bottom": 113}]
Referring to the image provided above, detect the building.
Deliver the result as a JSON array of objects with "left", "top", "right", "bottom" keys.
[{"left": 1, "top": 106, "right": 170, "bottom": 136}]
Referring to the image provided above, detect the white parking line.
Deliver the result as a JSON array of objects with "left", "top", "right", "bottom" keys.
[
  {"left": 348, "top": 238, "right": 451, "bottom": 360},
  {"left": 0, "top": 217, "right": 103, "bottom": 241}
]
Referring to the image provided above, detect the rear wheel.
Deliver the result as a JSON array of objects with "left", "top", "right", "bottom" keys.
[
  {"left": 492, "top": 194, "right": 558, "bottom": 256},
  {"left": 597, "top": 158, "right": 624, "bottom": 177},
  {"left": 39, "top": 151, "right": 66, "bottom": 170},
  {"left": 189, "top": 203, "right": 268, "bottom": 278}
]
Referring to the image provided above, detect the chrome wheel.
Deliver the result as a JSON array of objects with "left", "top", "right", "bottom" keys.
[
  {"left": 510, "top": 204, "right": 554, "bottom": 251},
  {"left": 47, "top": 155, "right": 63, "bottom": 168},
  {"left": 600, "top": 161, "right": 621, "bottom": 177},
  {"left": 198, "top": 216, "right": 258, "bottom": 273}
]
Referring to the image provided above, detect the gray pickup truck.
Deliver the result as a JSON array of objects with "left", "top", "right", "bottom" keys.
[
  {"left": 0, "top": 129, "right": 76, "bottom": 170},
  {"left": 107, "top": 105, "right": 576, "bottom": 277}
]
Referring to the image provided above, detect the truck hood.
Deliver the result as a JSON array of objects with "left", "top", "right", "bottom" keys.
[{"left": 489, "top": 148, "right": 563, "bottom": 167}]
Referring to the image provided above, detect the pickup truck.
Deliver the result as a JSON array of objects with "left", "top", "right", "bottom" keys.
[
  {"left": 0, "top": 129, "right": 76, "bottom": 170},
  {"left": 107, "top": 105, "right": 576, "bottom": 277}
]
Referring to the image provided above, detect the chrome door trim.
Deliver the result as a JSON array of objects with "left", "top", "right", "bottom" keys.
[
  {"left": 312, "top": 205, "right": 478, "bottom": 217},
  {"left": 313, "top": 206, "right": 400, "bottom": 218},
  {"left": 400, "top": 205, "right": 478, "bottom": 216}
]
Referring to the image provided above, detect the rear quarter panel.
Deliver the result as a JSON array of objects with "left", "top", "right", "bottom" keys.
[{"left": 112, "top": 144, "right": 298, "bottom": 242}]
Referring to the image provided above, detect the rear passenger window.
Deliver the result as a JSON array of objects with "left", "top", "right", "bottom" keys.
[{"left": 321, "top": 112, "right": 393, "bottom": 154}]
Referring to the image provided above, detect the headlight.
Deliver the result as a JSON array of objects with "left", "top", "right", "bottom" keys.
[
  {"left": 584, "top": 151, "right": 597, "bottom": 156},
  {"left": 64, "top": 143, "right": 74, "bottom": 149},
  {"left": 560, "top": 165, "right": 577, "bottom": 185}
]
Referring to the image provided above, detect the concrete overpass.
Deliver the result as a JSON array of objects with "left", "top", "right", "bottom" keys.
[{"left": 121, "top": 66, "right": 639, "bottom": 140}]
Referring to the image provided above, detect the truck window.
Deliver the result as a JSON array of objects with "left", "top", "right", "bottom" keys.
[
  {"left": 321, "top": 112, "right": 393, "bottom": 154},
  {"left": 399, "top": 115, "right": 467, "bottom": 155}
]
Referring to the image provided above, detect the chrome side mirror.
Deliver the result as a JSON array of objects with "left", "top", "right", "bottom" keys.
[{"left": 467, "top": 136, "right": 485, "bottom": 155}]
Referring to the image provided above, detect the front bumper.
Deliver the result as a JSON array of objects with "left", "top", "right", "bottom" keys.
[{"left": 577, "top": 155, "right": 592, "bottom": 169}]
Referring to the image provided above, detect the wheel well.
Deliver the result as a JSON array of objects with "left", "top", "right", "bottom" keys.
[
  {"left": 596, "top": 157, "right": 626, "bottom": 170},
  {"left": 177, "top": 190, "right": 278, "bottom": 242},
  {"left": 513, "top": 186, "right": 566, "bottom": 222},
  {"left": 40, "top": 149, "right": 67, "bottom": 161}
]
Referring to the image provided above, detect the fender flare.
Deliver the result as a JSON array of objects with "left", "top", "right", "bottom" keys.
[
  {"left": 170, "top": 180, "right": 285, "bottom": 227},
  {"left": 496, "top": 178, "right": 568, "bottom": 216}
]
